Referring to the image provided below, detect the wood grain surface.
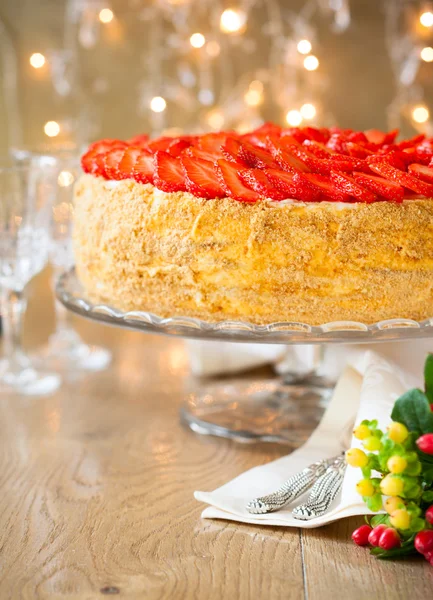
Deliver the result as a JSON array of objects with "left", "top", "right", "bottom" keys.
[{"left": 0, "top": 270, "right": 431, "bottom": 599}]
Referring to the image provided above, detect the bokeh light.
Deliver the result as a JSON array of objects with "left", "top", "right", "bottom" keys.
[
  {"left": 190, "top": 33, "right": 206, "bottom": 48},
  {"left": 412, "top": 105, "right": 430, "bottom": 123},
  {"left": 150, "top": 96, "right": 167, "bottom": 112},
  {"left": 300, "top": 103, "right": 317, "bottom": 120},
  {"left": 44, "top": 121, "right": 60, "bottom": 137},
  {"left": 420, "top": 11, "right": 433, "bottom": 27},
  {"left": 99, "top": 8, "right": 114, "bottom": 24},
  {"left": 220, "top": 9, "right": 246, "bottom": 33},
  {"left": 285, "top": 110, "right": 303, "bottom": 126},
  {"left": 421, "top": 46, "right": 433, "bottom": 62},
  {"left": 304, "top": 55, "right": 319, "bottom": 71},
  {"left": 30, "top": 53, "right": 46, "bottom": 69},
  {"left": 297, "top": 40, "right": 312, "bottom": 55}
]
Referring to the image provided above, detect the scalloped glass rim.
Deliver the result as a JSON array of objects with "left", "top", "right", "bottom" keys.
[{"left": 56, "top": 269, "right": 433, "bottom": 345}]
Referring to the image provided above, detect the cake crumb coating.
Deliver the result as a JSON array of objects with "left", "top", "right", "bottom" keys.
[{"left": 73, "top": 174, "right": 433, "bottom": 325}]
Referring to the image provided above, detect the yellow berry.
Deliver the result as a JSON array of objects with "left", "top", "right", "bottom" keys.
[
  {"left": 387, "top": 455, "right": 407, "bottom": 474},
  {"left": 387, "top": 422, "right": 409, "bottom": 444},
  {"left": 346, "top": 448, "right": 369, "bottom": 468},
  {"left": 363, "top": 436, "right": 382, "bottom": 452},
  {"left": 380, "top": 474, "right": 404, "bottom": 497},
  {"left": 390, "top": 508, "right": 411, "bottom": 530},
  {"left": 356, "top": 479, "right": 375, "bottom": 497},
  {"left": 384, "top": 496, "right": 405, "bottom": 514},
  {"left": 353, "top": 424, "right": 371, "bottom": 440}
]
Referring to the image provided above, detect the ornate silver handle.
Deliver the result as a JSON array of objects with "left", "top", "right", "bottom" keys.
[
  {"left": 291, "top": 454, "right": 347, "bottom": 521},
  {"left": 246, "top": 455, "right": 340, "bottom": 514}
]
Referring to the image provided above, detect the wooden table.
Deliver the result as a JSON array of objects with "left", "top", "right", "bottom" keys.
[{"left": 1, "top": 272, "right": 432, "bottom": 599}]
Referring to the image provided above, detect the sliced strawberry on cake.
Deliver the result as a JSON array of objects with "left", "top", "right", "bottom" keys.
[
  {"left": 240, "top": 169, "right": 286, "bottom": 200},
  {"left": 216, "top": 160, "right": 261, "bottom": 202},
  {"left": 153, "top": 151, "right": 186, "bottom": 192},
  {"left": 368, "top": 158, "right": 433, "bottom": 197},
  {"left": 181, "top": 155, "right": 225, "bottom": 199},
  {"left": 330, "top": 171, "right": 377, "bottom": 203}
]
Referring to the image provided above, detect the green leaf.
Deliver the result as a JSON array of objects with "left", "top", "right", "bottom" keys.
[
  {"left": 405, "top": 460, "right": 422, "bottom": 476},
  {"left": 366, "top": 493, "right": 383, "bottom": 512},
  {"left": 424, "top": 354, "right": 433, "bottom": 404},
  {"left": 371, "top": 536, "right": 417, "bottom": 560},
  {"left": 410, "top": 517, "right": 426, "bottom": 533},
  {"left": 422, "top": 466, "right": 433, "bottom": 486},
  {"left": 361, "top": 466, "right": 371, "bottom": 479},
  {"left": 371, "top": 514, "right": 389, "bottom": 527},
  {"left": 391, "top": 388, "right": 433, "bottom": 434},
  {"left": 422, "top": 490, "right": 433, "bottom": 503}
]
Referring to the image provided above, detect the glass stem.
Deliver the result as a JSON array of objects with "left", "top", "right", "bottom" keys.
[
  {"left": 51, "top": 266, "right": 71, "bottom": 334},
  {"left": 55, "top": 298, "right": 71, "bottom": 334},
  {"left": 1, "top": 288, "right": 27, "bottom": 362}
]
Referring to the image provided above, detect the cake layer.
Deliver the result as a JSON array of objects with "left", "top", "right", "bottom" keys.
[{"left": 73, "top": 174, "right": 433, "bottom": 325}]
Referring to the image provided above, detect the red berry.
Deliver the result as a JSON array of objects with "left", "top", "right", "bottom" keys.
[
  {"left": 368, "top": 158, "right": 433, "bottom": 197},
  {"left": 103, "top": 148, "right": 125, "bottom": 179},
  {"left": 303, "top": 173, "right": 352, "bottom": 202},
  {"left": 426, "top": 506, "right": 433, "bottom": 525},
  {"left": 330, "top": 171, "right": 377, "bottom": 203},
  {"left": 272, "top": 147, "right": 311, "bottom": 173},
  {"left": 153, "top": 151, "right": 186, "bottom": 193},
  {"left": 239, "top": 169, "right": 286, "bottom": 200},
  {"left": 407, "top": 163, "right": 433, "bottom": 184},
  {"left": 147, "top": 136, "right": 177, "bottom": 153},
  {"left": 352, "top": 525, "right": 372, "bottom": 546},
  {"left": 222, "top": 137, "right": 244, "bottom": 164},
  {"left": 415, "top": 530, "right": 433, "bottom": 555},
  {"left": 180, "top": 155, "right": 225, "bottom": 199},
  {"left": 118, "top": 147, "right": 143, "bottom": 179},
  {"left": 216, "top": 159, "right": 261, "bottom": 203},
  {"left": 352, "top": 172, "right": 404, "bottom": 202},
  {"left": 378, "top": 528, "right": 401, "bottom": 550},
  {"left": 425, "top": 550, "right": 433, "bottom": 561},
  {"left": 264, "top": 168, "right": 319, "bottom": 202},
  {"left": 346, "top": 142, "right": 374, "bottom": 158},
  {"left": 237, "top": 140, "right": 277, "bottom": 169},
  {"left": 198, "top": 133, "right": 229, "bottom": 155},
  {"left": 167, "top": 137, "right": 193, "bottom": 157},
  {"left": 364, "top": 129, "right": 387, "bottom": 145},
  {"left": 416, "top": 433, "right": 433, "bottom": 455},
  {"left": 133, "top": 151, "right": 154, "bottom": 184},
  {"left": 368, "top": 524, "right": 388, "bottom": 547}
]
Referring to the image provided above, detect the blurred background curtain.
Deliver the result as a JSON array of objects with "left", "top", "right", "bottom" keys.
[{"left": 1, "top": 0, "right": 433, "bottom": 152}]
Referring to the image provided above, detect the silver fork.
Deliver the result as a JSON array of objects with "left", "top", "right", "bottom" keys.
[
  {"left": 291, "top": 454, "right": 347, "bottom": 520},
  {"left": 246, "top": 454, "right": 340, "bottom": 514}
]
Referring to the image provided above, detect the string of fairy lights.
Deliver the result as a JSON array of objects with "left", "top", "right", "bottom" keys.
[{"left": 20, "top": 0, "right": 433, "bottom": 142}]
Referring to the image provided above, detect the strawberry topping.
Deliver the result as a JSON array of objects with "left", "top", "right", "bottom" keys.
[
  {"left": 81, "top": 126, "right": 433, "bottom": 203},
  {"left": 216, "top": 160, "right": 260, "bottom": 202},
  {"left": 181, "top": 155, "right": 225, "bottom": 198},
  {"left": 153, "top": 151, "right": 186, "bottom": 193}
]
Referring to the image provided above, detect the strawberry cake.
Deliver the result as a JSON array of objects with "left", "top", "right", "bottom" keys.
[{"left": 73, "top": 124, "right": 433, "bottom": 325}]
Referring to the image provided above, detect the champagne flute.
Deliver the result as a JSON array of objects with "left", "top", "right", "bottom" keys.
[
  {"left": 0, "top": 157, "right": 61, "bottom": 395},
  {"left": 45, "top": 153, "right": 111, "bottom": 372}
]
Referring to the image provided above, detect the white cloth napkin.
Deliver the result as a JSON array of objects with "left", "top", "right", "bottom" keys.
[
  {"left": 194, "top": 351, "right": 421, "bottom": 528},
  {"left": 185, "top": 339, "right": 433, "bottom": 380}
]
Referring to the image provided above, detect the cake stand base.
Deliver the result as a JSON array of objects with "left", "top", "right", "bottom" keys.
[
  {"left": 180, "top": 375, "right": 332, "bottom": 444},
  {"left": 57, "top": 269, "right": 433, "bottom": 445}
]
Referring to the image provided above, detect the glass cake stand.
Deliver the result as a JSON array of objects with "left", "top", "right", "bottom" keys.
[{"left": 57, "top": 268, "right": 433, "bottom": 445}]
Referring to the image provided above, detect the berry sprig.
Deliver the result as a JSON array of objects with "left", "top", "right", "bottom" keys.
[{"left": 347, "top": 354, "right": 433, "bottom": 564}]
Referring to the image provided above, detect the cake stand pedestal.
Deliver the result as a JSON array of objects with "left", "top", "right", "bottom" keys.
[{"left": 57, "top": 269, "right": 433, "bottom": 445}]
